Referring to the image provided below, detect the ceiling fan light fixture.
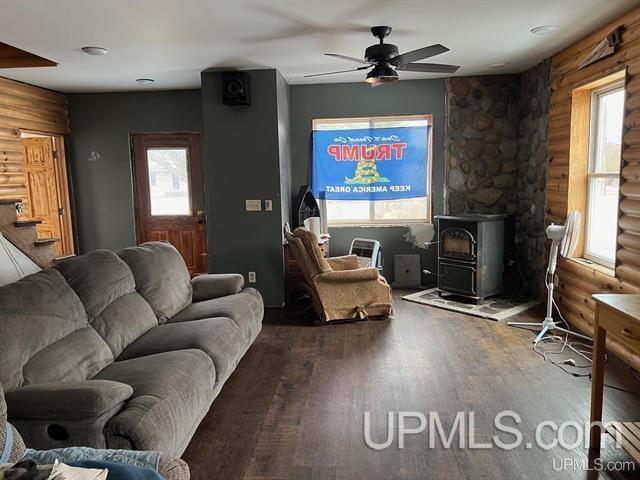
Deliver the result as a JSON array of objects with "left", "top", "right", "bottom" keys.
[
  {"left": 81, "top": 46, "right": 108, "bottom": 56},
  {"left": 366, "top": 64, "right": 398, "bottom": 86},
  {"left": 530, "top": 25, "right": 556, "bottom": 36}
]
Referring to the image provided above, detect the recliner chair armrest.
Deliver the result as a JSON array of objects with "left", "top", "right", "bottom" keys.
[
  {"left": 326, "top": 255, "right": 361, "bottom": 271},
  {"left": 191, "top": 273, "right": 245, "bottom": 301},
  {"left": 5, "top": 380, "right": 133, "bottom": 421},
  {"left": 315, "top": 267, "right": 380, "bottom": 283}
]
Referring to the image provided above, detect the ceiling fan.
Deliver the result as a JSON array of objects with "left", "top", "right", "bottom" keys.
[{"left": 305, "top": 26, "right": 460, "bottom": 86}]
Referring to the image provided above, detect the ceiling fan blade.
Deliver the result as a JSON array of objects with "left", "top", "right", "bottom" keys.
[
  {"left": 391, "top": 44, "right": 449, "bottom": 66},
  {"left": 325, "top": 53, "right": 374, "bottom": 65},
  {"left": 397, "top": 62, "right": 460, "bottom": 74},
  {"left": 305, "top": 66, "right": 371, "bottom": 78}
]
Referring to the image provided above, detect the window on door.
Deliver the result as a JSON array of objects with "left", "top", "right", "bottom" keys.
[
  {"left": 311, "top": 115, "right": 432, "bottom": 226},
  {"left": 146, "top": 148, "right": 191, "bottom": 216},
  {"left": 584, "top": 82, "right": 624, "bottom": 268}
]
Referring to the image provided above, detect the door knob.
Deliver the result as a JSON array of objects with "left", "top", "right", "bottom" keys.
[{"left": 196, "top": 209, "right": 205, "bottom": 216}]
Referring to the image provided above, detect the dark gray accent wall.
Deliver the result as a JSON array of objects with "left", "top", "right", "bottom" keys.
[
  {"left": 201, "top": 69, "right": 289, "bottom": 307},
  {"left": 289, "top": 79, "right": 446, "bottom": 284},
  {"left": 66, "top": 90, "right": 203, "bottom": 253}
]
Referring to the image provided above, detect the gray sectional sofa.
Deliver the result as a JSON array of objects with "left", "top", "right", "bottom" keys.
[{"left": 0, "top": 241, "right": 263, "bottom": 458}]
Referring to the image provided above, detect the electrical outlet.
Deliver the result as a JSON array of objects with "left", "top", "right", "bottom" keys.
[
  {"left": 264, "top": 199, "right": 273, "bottom": 211},
  {"left": 248, "top": 271, "right": 256, "bottom": 283},
  {"left": 245, "top": 200, "right": 261, "bottom": 211}
]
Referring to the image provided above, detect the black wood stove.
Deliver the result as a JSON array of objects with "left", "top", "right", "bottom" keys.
[{"left": 436, "top": 214, "right": 506, "bottom": 303}]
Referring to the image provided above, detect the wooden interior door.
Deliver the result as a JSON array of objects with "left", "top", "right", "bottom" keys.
[
  {"left": 132, "top": 133, "right": 208, "bottom": 274},
  {"left": 22, "top": 137, "right": 64, "bottom": 255}
]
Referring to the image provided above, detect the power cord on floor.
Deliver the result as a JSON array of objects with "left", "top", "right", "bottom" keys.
[{"left": 530, "top": 294, "right": 640, "bottom": 396}]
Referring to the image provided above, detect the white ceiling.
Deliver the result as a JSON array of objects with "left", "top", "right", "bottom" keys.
[{"left": 0, "top": 0, "right": 635, "bottom": 93}]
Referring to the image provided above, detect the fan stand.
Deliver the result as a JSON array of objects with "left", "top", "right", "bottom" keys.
[{"left": 507, "top": 239, "right": 593, "bottom": 344}]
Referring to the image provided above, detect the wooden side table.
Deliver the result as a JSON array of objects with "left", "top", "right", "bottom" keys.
[
  {"left": 590, "top": 294, "right": 640, "bottom": 463},
  {"left": 284, "top": 238, "right": 329, "bottom": 304}
]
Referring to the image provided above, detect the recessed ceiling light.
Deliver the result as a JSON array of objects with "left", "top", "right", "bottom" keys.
[
  {"left": 530, "top": 25, "right": 556, "bottom": 36},
  {"left": 489, "top": 62, "right": 507, "bottom": 69},
  {"left": 81, "top": 46, "right": 108, "bottom": 56},
  {"left": 136, "top": 78, "right": 155, "bottom": 86}
]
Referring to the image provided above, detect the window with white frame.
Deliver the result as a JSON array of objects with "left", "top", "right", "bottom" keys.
[
  {"left": 584, "top": 81, "right": 625, "bottom": 268},
  {"left": 312, "top": 115, "right": 432, "bottom": 226}
]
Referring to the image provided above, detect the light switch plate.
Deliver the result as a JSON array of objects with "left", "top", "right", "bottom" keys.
[
  {"left": 245, "top": 199, "right": 261, "bottom": 211},
  {"left": 264, "top": 200, "right": 273, "bottom": 211}
]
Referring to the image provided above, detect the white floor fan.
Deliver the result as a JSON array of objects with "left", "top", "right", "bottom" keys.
[{"left": 508, "top": 211, "right": 592, "bottom": 344}]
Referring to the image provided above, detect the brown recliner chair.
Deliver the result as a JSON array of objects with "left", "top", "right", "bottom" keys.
[{"left": 284, "top": 225, "right": 393, "bottom": 323}]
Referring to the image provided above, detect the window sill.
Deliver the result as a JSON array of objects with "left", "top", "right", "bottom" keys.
[
  {"left": 567, "top": 257, "right": 615, "bottom": 277},
  {"left": 328, "top": 221, "right": 431, "bottom": 228}
]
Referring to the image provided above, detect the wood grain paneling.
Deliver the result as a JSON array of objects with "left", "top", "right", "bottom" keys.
[
  {"left": 0, "top": 77, "right": 69, "bottom": 215},
  {"left": 548, "top": 6, "right": 640, "bottom": 370}
]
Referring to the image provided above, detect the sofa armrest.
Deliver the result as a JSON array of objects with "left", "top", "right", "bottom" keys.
[
  {"left": 326, "top": 255, "right": 360, "bottom": 271},
  {"left": 191, "top": 273, "right": 245, "bottom": 301},
  {"left": 159, "top": 456, "right": 191, "bottom": 480},
  {"left": 315, "top": 267, "right": 380, "bottom": 283},
  {"left": 5, "top": 380, "right": 133, "bottom": 421}
]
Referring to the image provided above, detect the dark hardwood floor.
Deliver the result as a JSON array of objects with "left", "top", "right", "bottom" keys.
[{"left": 183, "top": 291, "right": 640, "bottom": 480}]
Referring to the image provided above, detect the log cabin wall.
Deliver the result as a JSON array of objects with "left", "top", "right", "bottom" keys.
[
  {"left": 548, "top": 7, "right": 640, "bottom": 370},
  {"left": 0, "top": 76, "right": 69, "bottom": 217}
]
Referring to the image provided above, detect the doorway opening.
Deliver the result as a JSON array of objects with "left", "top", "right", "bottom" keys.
[
  {"left": 20, "top": 131, "right": 74, "bottom": 256},
  {"left": 131, "top": 132, "right": 208, "bottom": 275}
]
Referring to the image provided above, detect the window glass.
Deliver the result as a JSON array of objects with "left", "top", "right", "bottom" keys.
[
  {"left": 584, "top": 84, "right": 624, "bottom": 267},
  {"left": 147, "top": 148, "right": 191, "bottom": 216}
]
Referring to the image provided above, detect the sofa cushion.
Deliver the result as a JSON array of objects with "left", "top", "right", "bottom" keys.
[
  {"left": 94, "top": 350, "right": 215, "bottom": 457},
  {"left": 22, "top": 328, "right": 114, "bottom": 386},
  {"left": 0, "top": 269, "right": 88, "bottom": 390},
  {"left": 169, "top": 288, "right": 263, "bottom": 341},
  {"left": 53, "top": 250, "right": 136, "bottom": 321},
  {"left": 53, "top": 249, "right": 158, "bottom": 357},
  {"left": 92, "top": 293, "right": 158, "bottom": 358},
  {"left": 119, "top": 318, "right": 246, "bottom": 386},
  {"left": 118, "top": 242, "right": 192, "bottom": 324},
  {"left": 191, "top": 274, "right": 244, "bottom": 301}
]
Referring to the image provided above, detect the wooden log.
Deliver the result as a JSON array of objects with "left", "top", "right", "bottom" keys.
[
  {"left": 0, "top": 127, "right": 20, "bottom": 139},
  {"left": 547, "top": 165, "right": 568, "bottom": 180},
  {"left": 0, "top": 163, "right": 24, "bottom": 174},
  {"left": 552, "top": 7, "right": 640, "bottom": 65},
  {"left": 616, "top": 263, "right": 640, "bottom": 285},
  {"left": 558, "top": 258, "right": 632, "bottom": 292},
  {"left": 617, "top": 247, "right": 640, "bottom": 269},
  {"left": 0, "top": 185, "right": 27, "bottom": 197},
  {"left": 0, "top": 105, "right": 66, "bottom": 128},
  {"left": 623, "top": 146, "right": 640, "bottom": 163},
  {"left": 0, "top": 153, "right": 23, "bottom": 164},
  {"left": 549, "top": 126, "right": 571, "bottom": 143},
  {"left": 0, "top": 174, "right": 25, "bottom": 186},
  {"left": 548, "top": 153, "right": 569, "bottom": 167},
  {"left": 618, "top": 232, "right": 640, "bottom": 252},
  {"left": 0, "top": 92, "right": 68, "bottom": 116},
  {"left": 622, "top": 164, "right": 640, "bottom": 181},
  {"left": 621, "top": 181, "right": 640, "bottom": 199},
  {"left": 620, "top": 199, "right": 640, "bottom": 215},
  {"left": 627, "top": 92, "right": 640, "bottom": 112},
  {"left": 0, "top": 77, "right": 66, "bottom": 105},
  {"left": 620, "top": 214, "right": 640, "bottom": 234},
  {"left": 625, "top": 127, "right": 640, "bottom": 147},
  {"left": 0, "top": 114, "right": 68, "bottom": 135}
]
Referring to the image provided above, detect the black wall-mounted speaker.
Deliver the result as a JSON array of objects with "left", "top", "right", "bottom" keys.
[{"left": 222, "top": 72, "right": 251, "bottom": 106}]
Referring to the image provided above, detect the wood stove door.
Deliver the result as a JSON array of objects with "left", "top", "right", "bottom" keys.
[{"left": 439, "top": 261, "right": 476, "bottom": 296}]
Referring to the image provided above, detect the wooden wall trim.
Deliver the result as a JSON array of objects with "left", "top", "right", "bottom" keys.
[
  {"left": 548, "top": 6, "right": 640, "bottom": 370},
  {"left": 0, "top": 76, "right": 69, "bottom": 214}
]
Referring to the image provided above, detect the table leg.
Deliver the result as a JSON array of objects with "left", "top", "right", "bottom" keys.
[{"left": 589, "top": 322, "right": 606, "bottom": 454}]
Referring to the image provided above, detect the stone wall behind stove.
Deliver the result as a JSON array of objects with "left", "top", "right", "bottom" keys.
[{"left": 444, "top": 60, "right": 550, "bottom": 298}]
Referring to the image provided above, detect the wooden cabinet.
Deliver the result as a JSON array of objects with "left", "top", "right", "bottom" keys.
[{"left": 284, "top": 239, "right": 328, "bottom": 304}]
